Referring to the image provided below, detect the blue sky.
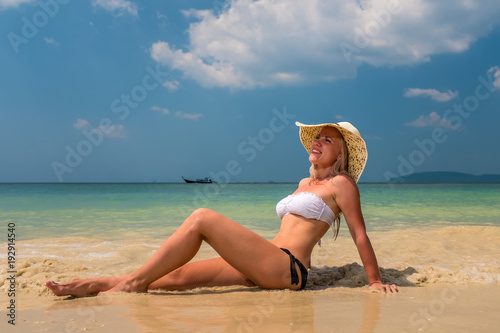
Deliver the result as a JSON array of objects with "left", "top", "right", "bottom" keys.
[{"left": 1, "top": 0, "right": 500, "bottom": 183}]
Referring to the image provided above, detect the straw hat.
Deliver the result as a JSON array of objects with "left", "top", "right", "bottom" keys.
[{"left": 295, "top": 121, "right": 368, "bottom": 183}]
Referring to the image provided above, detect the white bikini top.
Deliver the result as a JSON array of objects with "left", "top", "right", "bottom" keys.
[{"left": 276, "top": 192, "right": 336, "bottom": 226}]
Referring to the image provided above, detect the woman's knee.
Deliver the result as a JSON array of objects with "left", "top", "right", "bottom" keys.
[{"left": 186, "top": 208, "right": 217, "bottom": 231}]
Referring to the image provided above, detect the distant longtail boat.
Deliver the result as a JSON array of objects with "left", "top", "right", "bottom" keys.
[{"left": 182, "top": 177, "right": 215, "bottom": 184}]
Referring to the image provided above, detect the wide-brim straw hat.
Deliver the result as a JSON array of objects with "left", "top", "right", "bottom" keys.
[{"left": 295, "top": 121, "right": 368, "bottom": 183}]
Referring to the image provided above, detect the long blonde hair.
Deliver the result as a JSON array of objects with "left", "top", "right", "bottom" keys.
[{"left": 309, "top": 135, "right": 349, "bottom": 240}]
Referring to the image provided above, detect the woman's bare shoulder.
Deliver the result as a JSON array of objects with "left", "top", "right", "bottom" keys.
[
  {"left": 298, "top": 177, "right": 310, "bottom": 187},
  {"left": 329, "top": 174, "right": 359, "bottom": 195}
]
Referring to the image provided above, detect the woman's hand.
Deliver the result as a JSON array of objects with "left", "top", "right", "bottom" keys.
[{"left": 368, "top": 282, "right": 398, "bottom": 293}]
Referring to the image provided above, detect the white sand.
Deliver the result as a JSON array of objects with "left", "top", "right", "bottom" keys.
[{"left": 2, "top": 225, "right": 500, "bottom": 332}]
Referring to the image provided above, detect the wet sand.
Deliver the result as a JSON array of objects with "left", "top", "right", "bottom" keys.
[{"left": 1, "top": 284, "right": 499, "bottom": 332}]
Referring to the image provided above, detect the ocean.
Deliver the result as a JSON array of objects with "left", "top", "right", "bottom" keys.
[
  {"left": 1, "top": 182, "right": 499, "bottom": 296},
  {"left": 1, "top": 182, "right": 499, "bottom": 239}
]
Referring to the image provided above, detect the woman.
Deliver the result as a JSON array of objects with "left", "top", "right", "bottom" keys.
[{"left": 46, "top": 121, "right": 398, "bottom": 296}]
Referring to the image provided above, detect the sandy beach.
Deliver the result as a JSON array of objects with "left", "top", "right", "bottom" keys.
[{"left": 2, "top": 225, "right": 499, "bottom": 332}]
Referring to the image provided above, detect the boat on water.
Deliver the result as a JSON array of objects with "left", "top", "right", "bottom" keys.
[{"left": 182, "top": 177, "right": 215, "bottom": 184}]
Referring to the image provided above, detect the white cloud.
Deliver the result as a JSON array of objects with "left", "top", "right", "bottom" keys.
[
  {"left": 73, "top": 119, "right": 91, "bottom": 129},
  {"left": 151, "top": 105, "right": 169, "bottom": 115},
  {"left": 487, "top": 66, "right": 500, "bottom": 90},
  {"left": 156, "top": 11, "right": 168, "bottom": 28},
  {"left": 162, "top": 79, "right": 180, "bottom": 92},
  {"left": 151, "top": 0, "right": 500, "bottom": 89},
  {"left": 0, "top": 0, "right": 34, "bottom": 9},
  {"left": 157, "top": 11, "right": 167, "bottom": 21},
  {"left": 175, "top": 111, "right": 203, "bottom": 121},
  {"left": 152, "top": 107, "right": 203, "bottom": 121},
  {"left": 405, "top": 112, "right": 454, "bottom": 130},
  {"left": 92, "top": 0, "right": 138, "bottom": 17},
  {"left": 404, "top": 88, "right": 459, "bottom": 102},
  {"left": 98, "top": 124, "right": 127, "bottom": 138},
  {"left": 44, "top": 37, "right": 58, "bottom": 46},
  {"left": 73, "top": 119, "right": 127, "bottom": 138}
]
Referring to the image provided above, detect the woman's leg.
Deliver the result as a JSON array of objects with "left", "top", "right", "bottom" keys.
[
  {"left": 102, "top": 208, "right": 296, "bottom": 294},
  {"left": 45, "top": 257, "right": 254, "bottom": 297},
  {"left": 149, "top": 257, "right": 256, "bottom": 290}
]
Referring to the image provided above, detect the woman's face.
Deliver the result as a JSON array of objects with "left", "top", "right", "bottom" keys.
[{"left": 309, "top": 127, "right": 343, "bottom": 167}]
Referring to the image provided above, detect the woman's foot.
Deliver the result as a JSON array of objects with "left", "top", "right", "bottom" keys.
[
  {"left": 98, "top": 276, "right": 149, "bottom": 295},
  {"left": 45, "top": 276, "right": 126, "bottom": 297},
  {"left": 45, "top": 280, "right": 99, "bottom": 297}
]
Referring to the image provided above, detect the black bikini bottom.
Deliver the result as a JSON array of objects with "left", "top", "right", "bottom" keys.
[{"left": 280, "top": 248, "right": 308, "bottom": 290}]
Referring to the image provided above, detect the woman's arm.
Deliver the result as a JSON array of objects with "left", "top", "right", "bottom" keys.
[{"left": 332, "top": 176, "right": 398, "bottom": 293}]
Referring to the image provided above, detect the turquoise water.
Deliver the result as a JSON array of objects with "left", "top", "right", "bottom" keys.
[{"left": 1, "top": 183, "right": 499, "bottom": 240}]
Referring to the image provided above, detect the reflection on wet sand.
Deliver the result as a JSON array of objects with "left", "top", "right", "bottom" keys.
[{"left": 40, "top": 286, "right": 384, "bottom": 333}]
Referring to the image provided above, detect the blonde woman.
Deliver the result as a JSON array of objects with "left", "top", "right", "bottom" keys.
[{"left": 46, "top": 121, "right": 398, "bottom": 296}]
